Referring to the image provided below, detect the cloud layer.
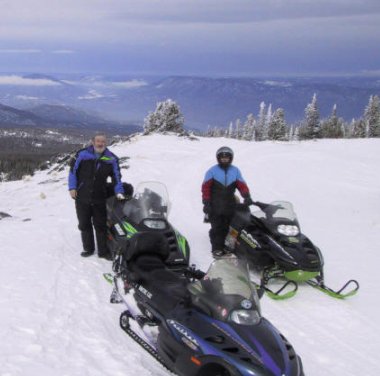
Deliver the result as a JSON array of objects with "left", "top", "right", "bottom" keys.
[{"left": 0, "top": 0, "right": 379, "bottom": 75}]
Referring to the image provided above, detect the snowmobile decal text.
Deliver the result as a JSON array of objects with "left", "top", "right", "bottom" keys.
[
  {"left": 137, "top": 285, "right": 152, "bottom": 299},
  {"left": 114, "top": 223, "right": 125, "bottom": 236},
  {"left": 167, "top": 320, "right": 200, "bottom": 350},
  {"left": 240, "top": 230, "right": 260, "bottom": 249}
]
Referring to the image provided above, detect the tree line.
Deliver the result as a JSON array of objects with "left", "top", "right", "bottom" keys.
[{"left": 143, "top": 95, "right": 380, "bottom": 141}]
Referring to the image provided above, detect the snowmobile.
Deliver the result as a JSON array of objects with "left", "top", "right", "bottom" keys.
[
  {"left": 104, "top": 230, "right": 305, "bottom": 376},
  {"left": 106, "top": 182, "right": 190, "bottom": 272},
  {"left": 225, "top": 201, "right": 359, "bottom": 300}
]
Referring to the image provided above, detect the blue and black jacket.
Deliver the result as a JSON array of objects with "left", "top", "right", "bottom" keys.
[
  {"left": 68, "top": 146, "right": 124, "bottom": 203},
  {"left": 202, "top": 164, "right": 250, "bottom": 215}
]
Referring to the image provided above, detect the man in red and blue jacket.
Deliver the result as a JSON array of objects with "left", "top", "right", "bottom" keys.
[
  {"left": 68, "top": 133, "right": 125, "bottom": 260},
  {"left": 202, "top": 146, "right": 253, "bottom": 257}
]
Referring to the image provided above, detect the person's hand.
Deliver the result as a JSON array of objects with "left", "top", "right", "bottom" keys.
[
  {"left": 69, "top": 190, "right": 77, "bottom": 200},
  {"left": 244, "top": 196, "right": 254, "bottom": 206},
  {"left": 116, "top": 193, "right": 126, "bottom": 201}
]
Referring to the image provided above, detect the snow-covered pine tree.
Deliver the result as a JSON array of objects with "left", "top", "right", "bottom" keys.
[
  {"left": 364, "top": 95, "right": 380, "bottom": 137},
  {"left": 300, "top": 93, "right": 321, "bottom": 140},
  {"left": 288, "top": 125, "right": 295, "bottom": 141},
  {"left": 227, "top": 122, "right": 234, "bottom": 138},
  {"left": 143, "top": 99, "right": 184, "bottom": 135},
  {"left": 267, "top": 108, "right": 287, "bottom": 140},
  {"left": 321, "top": 104, "right": 344, "bottom": 138},
  {"left": 256, "top": 102, "right": 266, "bottom": 141},
  {"left": 235, "top": 119, "right": 242, "bottom": 139},
  {"left": 263, "top": 104, "right": 272, "bottom": 141},
  {"left": 351, "top": 118, "right": 366, "bottom": 138},
  {"left": 243, "top": 113, "right": 255, "bottom": 141}
]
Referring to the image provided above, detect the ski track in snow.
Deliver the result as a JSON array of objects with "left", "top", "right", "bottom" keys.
[{"left": 0, "top": 134, "right": 379, "bottom": 376}]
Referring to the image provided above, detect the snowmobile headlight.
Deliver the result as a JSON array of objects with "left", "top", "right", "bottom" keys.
[
  {"left": 277, "top": 225, "right": 299, "bottom": 236},
  {"left": 143, "top": 219, "right": 166, "bottom": 229},
  {"left": 229, "top": 310, "right": 260, "bottom": 325}
]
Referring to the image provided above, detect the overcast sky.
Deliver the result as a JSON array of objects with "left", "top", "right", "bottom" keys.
[{"left": 0, "top": 0, "right": 379, "bottom": 76}]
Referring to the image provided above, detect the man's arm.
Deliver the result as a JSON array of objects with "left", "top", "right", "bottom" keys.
[
  {"left": 201, "top": 168, "right": 214, "bottom": 204},
  {"left": 110, "top": 155, "right": 124, "bottom": 195},
  {"left": 235, "top": 167, "right": 251, "bottom": 199},
  {"left": 68, "top": 151, "right": 82, "bottom": 198}
]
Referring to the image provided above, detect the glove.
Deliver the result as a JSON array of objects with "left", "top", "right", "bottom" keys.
[
  {"left": 116, "top": 193, "right": 126, "bottom": 201},
  {"left": 69, "top": 189, "right": 77, "bottom": 200},
  {"left": 243, "top": 196, "right": 254, "bottom": 206},
  {"left": 203, "top": 202, "right": 211, "bottom": 214}
]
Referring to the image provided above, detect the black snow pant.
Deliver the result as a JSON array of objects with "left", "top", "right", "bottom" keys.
[
  {"left": 75, "top": 200, "right": 109, "bottom": 256},
  {"left": 209, "top": 213, "right": 234, "bottom": 252}
]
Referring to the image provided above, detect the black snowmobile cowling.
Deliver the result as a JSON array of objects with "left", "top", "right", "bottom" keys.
[
  {"left": 106, "top": 181, "right": 190, "bottom": 270},
  {"left": 227, "top": 201, "right": 359, "bottom": 300},
  {"left": 104, "top": 230, "right": 305, "bottom": 376}
]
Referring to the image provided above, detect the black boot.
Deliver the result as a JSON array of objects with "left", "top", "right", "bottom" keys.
[
  {"left": 80, "top": 229, "right": 95, "bottom": 256},
  {"left": 81, "top": 250, "right": 95, "bottom": 257},
  {"left": 98, "top": 253, "right": 113, "bottom": 261}
]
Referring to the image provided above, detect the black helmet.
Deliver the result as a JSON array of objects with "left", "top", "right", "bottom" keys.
[{"left": 216, "top": 146, "right": 233, "bottom": 167}]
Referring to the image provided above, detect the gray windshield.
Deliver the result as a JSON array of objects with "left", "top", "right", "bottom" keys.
[{"left": 122, "top": 182, "right": 170, "bottom": 224}]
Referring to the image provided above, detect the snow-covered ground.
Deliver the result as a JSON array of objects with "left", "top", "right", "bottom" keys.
[{"left": 0, "top": 134, "right": 379, "bottom": 376}]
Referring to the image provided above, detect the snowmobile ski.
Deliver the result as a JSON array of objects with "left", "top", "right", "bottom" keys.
[
  {"left": 306, "top": 279, "right": 359, "bottom": 299},
  {"left": 103, "top": 272, "right": 114, "bottom": 284},
  {"left": 263, "top": 279, "right": 298, "bottom": 300}
]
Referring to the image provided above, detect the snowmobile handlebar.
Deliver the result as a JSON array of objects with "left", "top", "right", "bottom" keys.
[{"left": 251, "top": 201, "right": 270, "bottom": 210}]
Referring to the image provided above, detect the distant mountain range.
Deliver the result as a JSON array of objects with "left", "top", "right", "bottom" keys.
[
  {"left": 0, "top": 102, "right": 141, "bottom": 134},
  {"left": 0, "top": 73, "right": 379, "bottom": 131}
]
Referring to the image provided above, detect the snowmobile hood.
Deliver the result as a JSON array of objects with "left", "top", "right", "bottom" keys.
[{"left": 173, "top": 310, "right": 303, "bottom": 376}]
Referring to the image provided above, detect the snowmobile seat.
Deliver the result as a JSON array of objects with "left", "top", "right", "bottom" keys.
[
  {"left": 125, "top": 231, "right": 170, "bottom": 264},
  {"left": 126, "top": 232, "right": 190, "bottom": 315}
]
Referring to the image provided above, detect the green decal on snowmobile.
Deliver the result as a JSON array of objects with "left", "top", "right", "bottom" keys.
[
  {"left": 175, "top": 230, "right": 187, "bottom": 258},
  {"left": 284, "top": 270, "right": 319, "bottom": 283},
  {"left": 122, "top": 221, "right": 138, "bottom": 238}
]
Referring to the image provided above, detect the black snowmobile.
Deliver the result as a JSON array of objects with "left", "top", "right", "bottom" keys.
[
  {"left": 104, "top": 231, "right": 304, "bottom": 376},
  {"left": 225, "top": 201, "right": 359, "bottom": 300},
  {"left": 106, "top": 182, "right": 190, "bottom": 272}
]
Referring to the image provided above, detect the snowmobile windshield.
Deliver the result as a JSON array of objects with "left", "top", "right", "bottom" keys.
[
  {"left": 188, "top": 258, "right": 261, "bottom": 324},
  {"left": 121, "top": 182, "right": 170, "bottom": 224},
  {"left": 252, "top": 201, "right": 298, "bottom": 222}
]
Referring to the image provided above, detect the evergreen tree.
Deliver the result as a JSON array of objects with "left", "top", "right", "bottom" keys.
[
  {"left": 364, "top": 95, "right": 380, "bottom": 137},
  {"left": 243, "top": 113, "right": 255, "bottom": 141},
  {"left": 235, "top": 119, "right": 242, "bottom": 139},
  {"left": 256, "top": 102, "right": 266, "bottom": 141},
  {"left": 227, "top": 122, "right": 234, "bottom": 138},
  {"left": 351, "top": 118, "right": 366, "bottom": 138},
  {"left": 263, "top": 104, "right": 272, "bottom": 141},
  {"left": 268, "top": 108, "right": 287, "bottom": 140},
  {"left": 321, "top": 104, "right": 344, "bottom": 138},
  {"left": 143, "top": 99, "right": 184, "bottom": 134},
  {"left": 300, "top": 93, "right": 321, "bottom": 139}
]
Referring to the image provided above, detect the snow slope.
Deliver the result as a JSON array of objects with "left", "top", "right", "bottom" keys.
[{"left": 0, "top": 134, "right": 379, "bottom": 376}]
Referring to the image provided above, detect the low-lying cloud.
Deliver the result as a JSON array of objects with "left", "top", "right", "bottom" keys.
[{"left": 0, "top": 75, "right": 61, "bottom": 86}]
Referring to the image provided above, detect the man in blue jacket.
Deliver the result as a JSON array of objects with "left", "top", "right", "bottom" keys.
[
  {"left": 202, "top": 146, "right": 253, "bottom": 258},
  {"left": 68, "top": 133, "right": 125, "bottom": 260}
]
